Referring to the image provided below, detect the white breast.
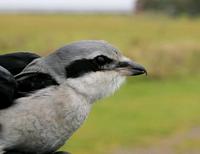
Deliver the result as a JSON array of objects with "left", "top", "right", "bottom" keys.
[{"left": 0, "top": 85, "right": 91, "bottom": 154}]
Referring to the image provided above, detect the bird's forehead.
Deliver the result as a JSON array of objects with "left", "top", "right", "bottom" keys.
[{"left": 55, "top": 40, "right": 121, "bottom": 61}]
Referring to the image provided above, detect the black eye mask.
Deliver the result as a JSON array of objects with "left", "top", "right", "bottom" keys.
[{"left": 65, "top": 55, "right": 114, "bottom": 78}]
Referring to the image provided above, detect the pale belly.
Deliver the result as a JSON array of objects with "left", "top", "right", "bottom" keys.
[{"left": 0, "top": 101, "right": 91, "bottom": 154}]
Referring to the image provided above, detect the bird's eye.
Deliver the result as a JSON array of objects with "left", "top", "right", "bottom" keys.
[
  {"left": 95, "top": 56, "right": 107, "bottom": 65},
  {"left": 96, "top": 56, "right": 106, "bottom": 65},
  {"left": 94, "top": 55, "right": 113, "bottom": 67}
]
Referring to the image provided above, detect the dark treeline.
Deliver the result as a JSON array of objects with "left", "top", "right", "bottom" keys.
[{"left": 136, "top": 0, "right": 200, "bottom": 16}]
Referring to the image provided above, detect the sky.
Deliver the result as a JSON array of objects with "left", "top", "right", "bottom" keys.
[{"left": 0, "top": 0, "right": 136, "bottom": 12}]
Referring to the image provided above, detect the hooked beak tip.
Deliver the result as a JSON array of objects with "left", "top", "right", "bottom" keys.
[{"left": 131, "top": 66, "right": 147, "bottom": 76}]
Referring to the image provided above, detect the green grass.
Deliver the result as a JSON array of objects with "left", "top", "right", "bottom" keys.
[{"left": 0, "top": 14, "right": 200, "bottom": 153}]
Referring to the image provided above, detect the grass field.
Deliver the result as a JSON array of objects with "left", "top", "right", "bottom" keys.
[{"left": 0, "top": 14, "right": 200, "bottom": 154}]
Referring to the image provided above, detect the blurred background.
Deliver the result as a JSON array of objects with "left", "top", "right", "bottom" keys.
[{"left": 0, "top": 0, "right": 200, "bottom": 153}]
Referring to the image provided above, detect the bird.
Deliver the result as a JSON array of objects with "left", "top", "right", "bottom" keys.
[{"left": 0, "top": 40, "right": 146, "bottom": 154}]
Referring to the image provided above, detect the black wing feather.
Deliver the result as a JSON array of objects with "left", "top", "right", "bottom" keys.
[
  {"left": 0, "top": 52, "right": 58, "bottom": 109},
  {"left": 0, "top": 52, "right": 40, "bottom": 76},
  {"left": 15, "top": 72, "right": 58, "bottom": 98},
  {"left": 0, "top": 52, "right": 40, "bottom": 109},
  {"left": 0, "top": 66, "right": 16, "bottom": 109}
]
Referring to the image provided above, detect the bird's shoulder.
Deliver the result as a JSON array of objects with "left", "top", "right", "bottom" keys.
[{"left": 15, "top": 72, "right": 59, "bottom": 98}]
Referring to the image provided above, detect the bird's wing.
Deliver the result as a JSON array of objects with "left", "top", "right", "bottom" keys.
[
  {"left": 0, "top": 52, "right": 40, "bottom": 76},
  {"left": 0, "top": 52, "right": 40, "bottom": 108},
  {"left": 0, "top": 66, "right": 16, "bottom": 109},
  {"left": 0, "top": 52, "right": 57, "bottom": 104},
  {"left": 15, "top": 72, "right": 58, "bottom": 98},
  {"left": 0, "top": 52, "right": 58, "bottom": 108}
]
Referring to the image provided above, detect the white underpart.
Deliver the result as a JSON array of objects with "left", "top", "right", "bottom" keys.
[
  {"left": 0, "top": 71, "right": 125, "bottom": 154},
  {"left": 66, "top": 71, "right": 126, "bottom": 102}
]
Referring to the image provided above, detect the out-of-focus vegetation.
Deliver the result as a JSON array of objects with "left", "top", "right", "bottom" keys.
[
  {"left": 136, "top": 0, "right": 200, "bottom": 16},
  {"left": 0, "top": 14, "right": 200, "bottom": 79},
  {"left": 0, "top": 14, "right": 200, "bottom": 154}
]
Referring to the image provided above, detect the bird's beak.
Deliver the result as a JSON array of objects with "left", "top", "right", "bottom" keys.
[{"left": 116, "top": 60, "right": 147, "bottom": 76}]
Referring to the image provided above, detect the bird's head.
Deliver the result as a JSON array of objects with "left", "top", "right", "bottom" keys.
[{"left": 18, "top": 40, "right": 147, "bottom": 102}]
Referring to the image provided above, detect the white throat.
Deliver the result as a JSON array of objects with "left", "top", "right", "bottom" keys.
[{"left": 65, "top": 71, "right": 126, "bottom": 103}]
